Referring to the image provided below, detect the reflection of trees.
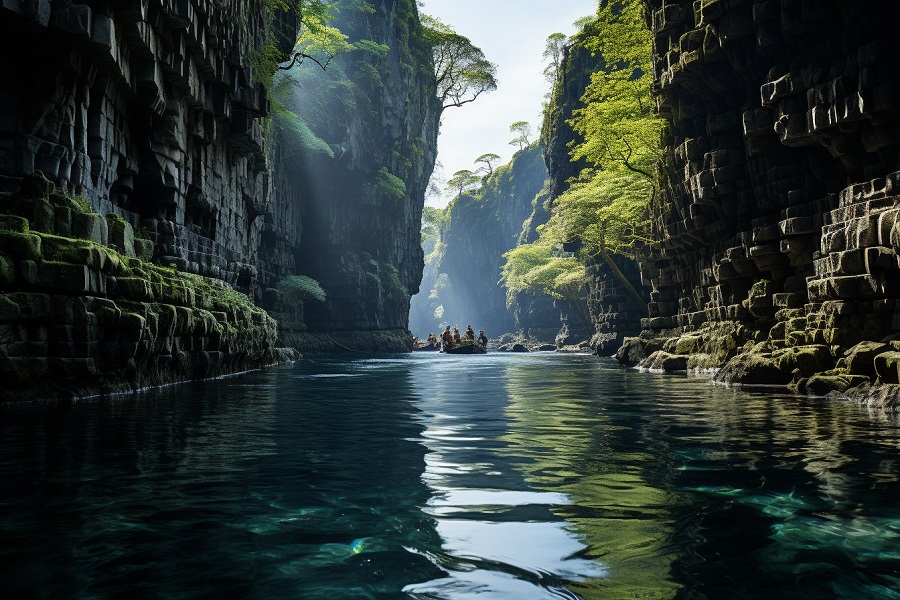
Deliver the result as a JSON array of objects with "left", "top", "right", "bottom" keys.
[
  {"left": 500, "top": 357, "right": 681, "bottom": 600},
  {"left": 499, "top": 355, "right": 900, "bottom": 598}
]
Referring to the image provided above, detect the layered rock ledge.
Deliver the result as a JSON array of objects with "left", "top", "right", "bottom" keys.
[{"left": 1, "top": 173, "right": 285, "bottom": 401}]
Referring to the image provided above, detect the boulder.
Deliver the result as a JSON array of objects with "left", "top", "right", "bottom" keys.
[{"left": 716, "top": 352, "right": 793, "bottom": 386}]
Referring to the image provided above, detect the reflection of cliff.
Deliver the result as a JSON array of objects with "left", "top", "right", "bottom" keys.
[{"left": 0, "top": 364, "right": 443, "bottom": 596}]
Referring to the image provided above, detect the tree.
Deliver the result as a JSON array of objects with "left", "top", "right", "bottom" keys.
[
  {"left": 543, "top": 32, "right": 567, "bottom": 84},
  {"left": 446, "top": 169, "right": 480, "bottom": 196},
  {"left": 500, "top": 242, "right": 593, "bottom": 333},
  {"left": 422, "top": 15, "right": 498, "bottom": 110},
  {"left": 474, "top": 153, "right": 501, "bottom": 177},
  {"left": 509, "top": 121, "right": 532, "bottom": 150}
]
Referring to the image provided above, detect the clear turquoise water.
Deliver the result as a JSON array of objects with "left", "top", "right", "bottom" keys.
[{"left": 2, "top": 353, "right": 900, "bottom": 599}]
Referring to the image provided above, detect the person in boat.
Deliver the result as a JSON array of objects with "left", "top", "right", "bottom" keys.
[
  {"left": 426, "top": 333, "right": 437, "bottom": 348},
  {"left": 478, "top": 330, "right": 488, "bottom": 348},
  {"left": 465, "top": 325, "right": 475, "bottom": 341},
  {"left": 453, "top": 326, "right": 462, "bottom": 346},
  {"left": 441, "top": 326, "right": 454, "bottom": 350}
]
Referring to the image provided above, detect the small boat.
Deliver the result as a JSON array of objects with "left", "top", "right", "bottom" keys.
[
  {"left": 413, "top": 344, "right": 441, "bottom": 352},
  {"left": 444, "top": 343, "right": 487, "bottom": 355}
]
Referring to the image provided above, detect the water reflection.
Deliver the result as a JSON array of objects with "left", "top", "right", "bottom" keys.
[
  {"left": 2, "top": 353, "right": 900, "bottom": 598},
  {"left": 406, "top": 354, "right": 605, "bottom": 599},
  {"left": 0, "top": 361, "right": 443, "bottom": 598}
]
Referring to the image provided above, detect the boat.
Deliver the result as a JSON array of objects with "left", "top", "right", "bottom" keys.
[
  {"left": 413, "top": 344, "right": 441, "bottom": 352},
  {"left": 444, "top": 343, "right": 487, "bottom": 355}
]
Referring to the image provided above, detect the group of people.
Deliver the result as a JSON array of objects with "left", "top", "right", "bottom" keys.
[{"left": 420, "top": 325, "right": 488, "bottom": 350}]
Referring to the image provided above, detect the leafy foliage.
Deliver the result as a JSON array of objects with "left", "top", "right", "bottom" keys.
[
  {"left": 277, "top": 274, "right": 327, "bottom": 302},
  {"left": 376, "top": 167, "right": 407, "bottom": 203},
  {"left": 501, "top": 0, "right": 662, "bottom": 310},
  {"left": 509, "top": 121, "right": 532, "bottom": 150},
  {"left": 421, "top": 14, "right": 498, "bottom": 110},
  {"left": 446, "top": 169, "right": 480, "bottom": 196},
  {"left": 548, "top": 0, "right": 663, "bottom": 256},
  {"left": 474, "top": 153, "right": 501, "bottom": 176},
  {"left": 543, "top": 32, "right": 567, "bottom": 84}
]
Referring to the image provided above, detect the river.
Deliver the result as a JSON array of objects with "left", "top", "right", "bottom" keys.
[{"left": 1, "top": 353, "right": 899, "bottom": 599}]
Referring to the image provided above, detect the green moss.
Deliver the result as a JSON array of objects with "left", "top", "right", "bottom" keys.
[
  {"left": 0, "top": 253, "right": 13, "bottom": 287},
  {"left": 0, "top": 232, "right": 42, "bottom": 261},
  {"left": 0, "top": 215, "right": 29, "bottom": 233}
]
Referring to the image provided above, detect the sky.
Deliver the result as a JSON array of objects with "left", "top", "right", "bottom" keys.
[{"left": 419, "top": 0, "right": 598, "bottom": 207}]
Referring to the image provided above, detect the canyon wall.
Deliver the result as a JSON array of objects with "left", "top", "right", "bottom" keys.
[
  {"left": 0, "top": 0, "right": 440, "bottom": 398},
  {"left": 280, "top": 0, "right": 440, "bottom": 351},
  {"left": 624, "top": 0, "right": 900, "bottom": 396}
]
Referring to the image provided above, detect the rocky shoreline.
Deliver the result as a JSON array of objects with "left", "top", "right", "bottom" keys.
[{"left": 615, "top": 324, "right": 900, "bottom": 411}]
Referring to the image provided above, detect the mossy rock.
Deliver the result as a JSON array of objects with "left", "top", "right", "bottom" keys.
[
  {"left": 772, "top": 345, "right": 833, "bottom": 377},
  {"left": 687, "top": 353, "right": 720, "bottom": 370},
  {"left": 71, "top": 212, "right": 108, "bottom": 245},
  {"left": 641, "top": 350, "right": 688, "bottom": 372},
  {"left": 0, "top": 253, "right": 13, "bottom": 287},
  {"left": 805, "top": 373, "right": 870, "bottom": 396},
  {"left": 106, "top": 213, "right": 135, "bottom": 257},
  {"left": 844, "top": 341, "right": 892, "bottom": 379},
  {"left": 716, "top": 351, "right": 792, "bottom": 386},
  {"left": 673, "top": 335, "right": 701, "bottom": 355},
  {"left": 615, "top": 336, "right": 646, "bottom": 366},
  {"left": 0, "top": 215, "right": 29, "bottom": 233},
  {"left": 0, "top": 231, "right": 41, "bottom": 261}
]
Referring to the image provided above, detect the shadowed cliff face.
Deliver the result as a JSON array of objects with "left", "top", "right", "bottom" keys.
[
  {"left": 284, "top": 0, "right": 441, "bottom": 335},
  {"left": 0, "top": 0, "right": 285, "bottom": 297},
  {"left": 622, "top": 0, "right": 900, "bottom": 394}
]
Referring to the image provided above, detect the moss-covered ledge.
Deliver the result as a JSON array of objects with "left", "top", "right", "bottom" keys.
[{"left": 0, "top": 172, "right": 289, "bottom": 401}]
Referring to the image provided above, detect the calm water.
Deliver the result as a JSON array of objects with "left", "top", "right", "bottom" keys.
[{"left": 2, "top": 353, "right": 900, "bottom": 599}]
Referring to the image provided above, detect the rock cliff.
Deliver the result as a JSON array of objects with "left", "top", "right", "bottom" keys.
[
  {"left": 622, "top": 0, "right": 900, "bottom": 399},
  {"left": 0, "top": 0, "right": 439, "bottom": 398},
  {"left": 277, "top": 0, "right": 440, "bottom": 351}
]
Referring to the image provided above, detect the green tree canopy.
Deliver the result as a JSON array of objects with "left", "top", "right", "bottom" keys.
[
  {"left": 541, "top": 0, "right": 663, "bottom": 257},
  {"left": 542, "top": 32, "right": 567, "bottom": 84},
  {"left": 474, "top": 153, "right": 501, "bottom": 177},
  {"left": 500, "top": 242, "right": 592, "bottom": 332},
  {"left": 422, "top": 15, "right": 498, "bottom": 110},
  {"left": 509, "top": 121, "right": 532, "bottom": 150},
  {"left": 446, "top": 169, "right": 480, "bottom": 196}
]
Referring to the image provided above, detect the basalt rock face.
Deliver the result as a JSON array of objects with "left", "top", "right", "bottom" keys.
[
  {"left": 0, "top": 1, "right": 289, "bottom": 397},
  {"left": 0, "top": 172, "right": 282, "bottom": 401},
  {"left": 0, "top": 0, "right": 291, "bottom": 295},
  {"left": 634, "top": 0, "right": 900, "bottom": 397},
  {"left": 286, "top": 0, "right": 440, "bottom": 347},
  {"left": 542, "top": 30, "right": 647, "bottom": 352}
]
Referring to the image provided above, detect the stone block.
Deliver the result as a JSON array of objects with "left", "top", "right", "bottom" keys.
[
  {"left": 71, "top": 212, "right": 108, "bottom": 245},
  {"left": 38, "top": 262, "right": 90, "bottom": 294},
  {"left": 106, "top": 214, "right": 135, "bottom": 257},
  {"left": 874, "top": 351, "right": 900, "bottom": 384}
]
